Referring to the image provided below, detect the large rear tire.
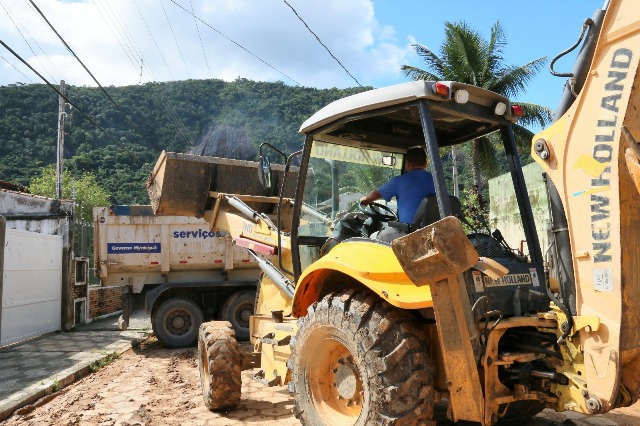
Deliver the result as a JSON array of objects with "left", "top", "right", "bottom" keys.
[
  {"left": 220, "top": 290, "right": 255, "bottom": 341},
  {"left": 198, "top": 321, "right": 242, "bottom": 410},
  {"left": 290, "top": 290, "right": 435, "bottom": 425},
  {"left": 152, "top": 298, "right": 203, "bottom": 348}
]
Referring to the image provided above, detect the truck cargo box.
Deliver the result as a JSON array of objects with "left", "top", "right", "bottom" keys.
[
  {"left": 94, "top": 205, "right": 261, "bottom": 290},
  {"left": 147, "top": 151, "right": 297, "bottom": 217}
]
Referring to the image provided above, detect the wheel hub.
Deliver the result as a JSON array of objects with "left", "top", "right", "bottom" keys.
[
  {"left": 166, "top": 310, "right": 191, "bottom": 335},
  {"left": 335, "top": 362, "right": 359, "bottom": 400},
  {"left": 240, "top": 309, "right": 251, "bottom": 322},
  {"left": 172, "top": 316, "right": 185, "bottom": 329}
]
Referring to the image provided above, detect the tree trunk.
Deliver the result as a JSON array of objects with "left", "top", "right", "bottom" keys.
[{"left": 471, "top": 138, "right": 482, "bottom": 192}]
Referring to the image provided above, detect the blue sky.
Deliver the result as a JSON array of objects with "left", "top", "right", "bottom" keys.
[
  {"left": 372, "top": 0, "right": 606, "bottom": 109},
  {"left": 1, "top": 0, "right": 606, "bottom": 111}
]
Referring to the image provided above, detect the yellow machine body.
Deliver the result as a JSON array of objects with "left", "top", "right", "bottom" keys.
[
  {"left": 292, "top": 239, "right": 433, "bottom": 317},
  {"left": 532, "top": 0, "right": 640, "bottom": 410}
]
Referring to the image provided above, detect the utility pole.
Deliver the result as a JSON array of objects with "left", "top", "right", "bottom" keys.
[{"left": 56, "top": 80, "right": 66, "bottom": 199}]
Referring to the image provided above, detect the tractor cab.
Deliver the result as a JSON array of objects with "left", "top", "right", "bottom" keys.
[{"left": 289, "top": 80, "right": 548, "bottom": 317}]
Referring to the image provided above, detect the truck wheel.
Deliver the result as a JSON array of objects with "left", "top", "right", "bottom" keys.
[
  {"left": 220, "top": 290, "right": 255, "bottom": 341},
  {"left": 153, "top": 298, "right": 203, "bottom": 348},
  {"left": 198, "top": 321, "right": 241, "bottom": 410},
  {"left": 290, "top": 290, "right": 435, "bottom": 425}
]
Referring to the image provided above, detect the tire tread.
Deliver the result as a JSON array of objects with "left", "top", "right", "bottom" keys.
[{"left": 198, "top": 321, "right": 241, "bottom": 411}]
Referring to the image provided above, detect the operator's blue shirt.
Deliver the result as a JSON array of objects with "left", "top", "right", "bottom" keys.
[{"left": 377, "top": 169, "right": 436, "bottom": 223}]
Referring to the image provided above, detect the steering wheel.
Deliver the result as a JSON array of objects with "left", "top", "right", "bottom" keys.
[{"left": 358, "top": 201, "right": 398, "bottom": 222}]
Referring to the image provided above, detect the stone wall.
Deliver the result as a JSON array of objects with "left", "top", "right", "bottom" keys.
[{"left": 88, "top": 286, "right": 122, "bottom": 319}]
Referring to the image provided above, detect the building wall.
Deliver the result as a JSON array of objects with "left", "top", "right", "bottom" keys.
[
  {"left": 0, "top": 189, "right": 75, "bottom": 331},
  {"left": 88, "top": 285, "right": 122, "bottom": 318},
  {"left": 488, "top": 162, "right": 550, "bottom": 257}
]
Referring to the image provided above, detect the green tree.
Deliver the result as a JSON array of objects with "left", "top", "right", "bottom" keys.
[
  {"left": 402, "top": 21, "right": 553, "bottom": 190},
  {"left": 29, "top": 165, "right": 111, "bottom": 223}
]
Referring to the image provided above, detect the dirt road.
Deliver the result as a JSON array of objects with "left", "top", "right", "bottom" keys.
[{"left": 3, "top": 337, "right": 640, "bottom": 426}]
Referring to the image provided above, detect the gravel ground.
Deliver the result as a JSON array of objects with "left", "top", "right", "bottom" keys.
[{"left": 2, "top": 337, "right": 640, "bottom": 426}]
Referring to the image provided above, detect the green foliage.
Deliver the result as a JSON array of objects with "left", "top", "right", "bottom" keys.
[
  {"left": 402, "top": 21, "right": 553, "bottom": 189},
  {"left": 49, "top": 379, "right": 61, "bottom": 393},
  {"left": 460, "top": 186, "right": 490, "bottom": 234},
  {"left": 29, "top": 165, "right": 110, "bottom": 223},
  {"left": 89, "top": 352, "right": 120, "bottom": 373},
  {"left": 1, "top": 79, "right": 367, "bottom": 205}
]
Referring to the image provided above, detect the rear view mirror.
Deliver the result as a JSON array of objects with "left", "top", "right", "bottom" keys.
[
  {"left": 382, "top": 155, "right": 397, "bottom": 167},
  {"left": 258, "top": 155, "right": 272, "bottom": 190}
]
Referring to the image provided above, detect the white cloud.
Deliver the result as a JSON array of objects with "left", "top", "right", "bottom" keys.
[{"left": 0, "top": 0, "right": 414, "bottom": 88}]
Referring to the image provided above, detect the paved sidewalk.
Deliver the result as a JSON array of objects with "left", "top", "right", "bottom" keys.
[{"left": 0, "top": 311, "right": 151, "bottom": 421}]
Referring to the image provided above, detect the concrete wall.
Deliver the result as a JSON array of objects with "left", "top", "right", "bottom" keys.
[
  {"left": 488, "top": 163, "right": 551, "bottom": 257},
  {"left": 0, "top": 189, "right": 76, "bottom": 331},
  {"left": 88, "top": 285, "right": 122, "bottom": 318}
]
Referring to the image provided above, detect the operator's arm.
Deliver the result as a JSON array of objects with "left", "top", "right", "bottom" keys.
[{"left": 360, "top": 189, "right": 382, "bottom": 205}]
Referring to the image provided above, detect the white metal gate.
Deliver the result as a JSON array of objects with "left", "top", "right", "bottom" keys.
[{"left": 1, "top": 229, "right": 62, "bottom": 347}]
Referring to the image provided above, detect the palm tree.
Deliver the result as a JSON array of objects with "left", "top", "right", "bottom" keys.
[{"left": 402, "top": 21, "right": 553, "bottom": 191}]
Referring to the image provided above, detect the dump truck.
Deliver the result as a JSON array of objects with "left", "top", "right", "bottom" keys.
[
  {"left": 93, "top": 205, "right": 262, "bottom": 347},
  {"left": 96, "top": 153, "right": 295, "bottom": 348},
  {"left": 149, "top": 1, "right": 640, "bottom": 424}
]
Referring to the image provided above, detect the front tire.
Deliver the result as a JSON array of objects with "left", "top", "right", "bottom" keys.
[
  {"left": 198, "top": 321, "right": 242, "bottom": 410},
  {"left": 290, "top": 290, "right": 435, "bottom": 425},
  {"left": 152, "top": 298, "right": 203, "bottom": 348}
]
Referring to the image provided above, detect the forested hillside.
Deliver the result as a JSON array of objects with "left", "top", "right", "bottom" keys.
[{"left": 0, "top": 78, "right": 366, "bottom": 204}]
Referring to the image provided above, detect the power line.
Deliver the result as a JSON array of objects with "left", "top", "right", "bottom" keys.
[
  {"left": 133, "top": 0, "right": 176, "bottom": 80},
  {"left": 282, "top": 0, "right": 362, "bottom": 87},
  {"left": 1, "top": 2, "right": 59, "bottom": 83},
  {"left": 94, "top": 0, "right": 195, "bottom": 148},
  {"left": 101, "top": 0, "right": 145, "bottom": 68},
  {"left": 168, "top": 0, "right": 301, "bottom": 86},
  {"left": 27, "top": 0, "right": 153, "bottom": 150},
  {"left": 0, "top": 54, "right": 35, "bottom": 84},
  {"left": 160, "top": 0, "right": 191, "bottom": 79},
  {"left": 189, "top": 0, "right": 211, "bottom": 76},
  {"left": 0, "top": 38, "right": 143, "bottom": 165},
  {"left": 131, "top": 0, "right": 195, "bottom": 147},
  {"left": 91, "top": 0, "right": 140, "bottom": 75}
]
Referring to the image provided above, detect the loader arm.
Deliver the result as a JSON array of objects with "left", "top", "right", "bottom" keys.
[
  {"left": 532, "top": 0, "right": 640, "bottom": 411},
  {"left": 203, "top": 192, "right": 296, "bottom": 313}
]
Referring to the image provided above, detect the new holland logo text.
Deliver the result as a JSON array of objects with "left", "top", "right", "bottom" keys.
[{"left": 591, "top": 48, "right": 633, "bottom": 263}]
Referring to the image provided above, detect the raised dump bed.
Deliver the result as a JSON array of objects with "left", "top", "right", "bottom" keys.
[{"left": 147, "top": 151, "right": 297, "bottom": 217}]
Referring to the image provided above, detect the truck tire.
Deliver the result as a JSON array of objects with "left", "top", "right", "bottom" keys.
[
  {"left": 152, "top": 298, "right": 203, "bottom": 348},
  {"left": 220, "top": 290, "right": 255, "bottom": 341},
  {"left": 198, "top": 321, "right": 241, "bottom": 410},
  {"left": 290, "top": 290, "right": 435, "bottom": 425}
]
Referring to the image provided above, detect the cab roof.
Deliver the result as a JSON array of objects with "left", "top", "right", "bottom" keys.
[{"left": 299, "top": 80, "right": 518, "bottom": 150}]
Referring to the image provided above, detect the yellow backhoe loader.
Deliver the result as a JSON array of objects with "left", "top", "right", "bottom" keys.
[{"left": 158, "top": 1, "right": 640, "bottom": 424}]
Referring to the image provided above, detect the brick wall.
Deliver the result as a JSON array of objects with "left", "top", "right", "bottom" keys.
[{"left": 88, "top": 286, "right": 122, "bottom": 318}]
